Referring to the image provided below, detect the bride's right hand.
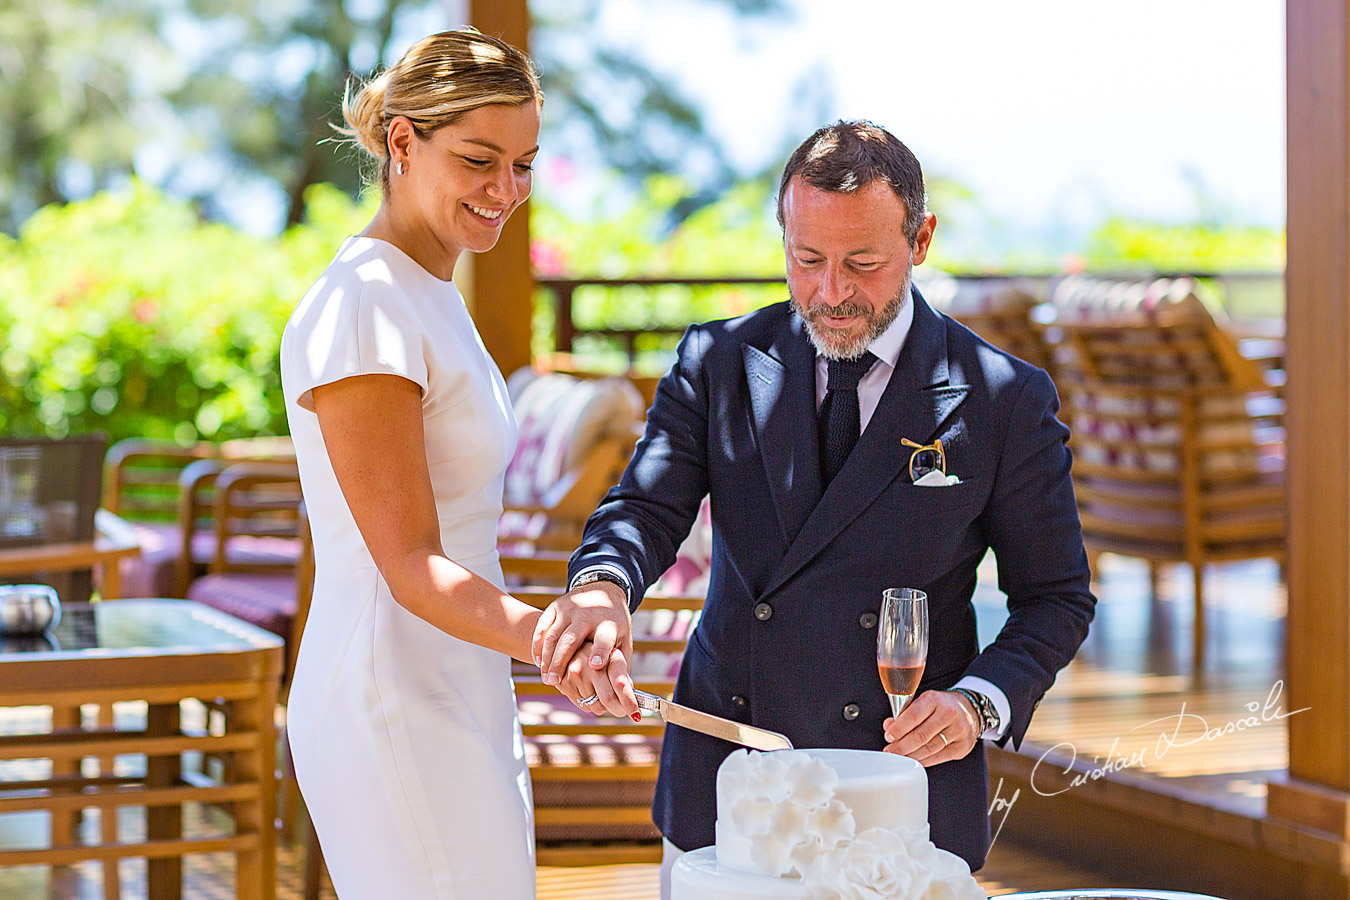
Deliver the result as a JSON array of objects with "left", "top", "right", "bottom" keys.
[{"left": 559, "top": 641, "right": 641, "bottom": 720}]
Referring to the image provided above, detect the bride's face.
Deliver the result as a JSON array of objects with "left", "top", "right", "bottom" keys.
[{"left": 397, "top": 101, "right": 541, "bottom": 262}]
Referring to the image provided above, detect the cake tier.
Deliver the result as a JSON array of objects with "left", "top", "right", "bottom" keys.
[
  {"left": 672, "top": 844, "right": 982, "bottom": 900},
  {"left": 672, "top": 847, "right": 807, "bottom": 900},
  {"left": 714, "top": 748, "right": 926, "bottom": 874}
]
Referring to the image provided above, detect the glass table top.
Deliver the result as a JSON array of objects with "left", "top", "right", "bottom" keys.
[{"left": 0, "top": 599, "right": 282, "bottom": 659}]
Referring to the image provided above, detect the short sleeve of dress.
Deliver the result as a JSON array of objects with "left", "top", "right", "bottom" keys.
[{"left": 286, "top": 275, "right": 430, "bottom": 413}]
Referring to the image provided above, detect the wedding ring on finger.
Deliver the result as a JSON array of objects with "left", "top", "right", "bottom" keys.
[
  {"left": 577, "top": 694, "right": 600, "bottom": 708},
  {"left": 937, "top": 732, "right": 950, "bottom": 749}
]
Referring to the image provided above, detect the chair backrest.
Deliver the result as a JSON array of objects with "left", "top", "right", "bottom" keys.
[
  {"left": 1042, "top": 277, "right": 1284, "bottom": 561},
  {"left": 940, "top": 285, "right": 1052, "bottom": 371},
  {"left": 501, "top": 371, "right": 645, "bottom": 549},
  {"left": 105, "top": 436, "right": 295, "bottom": 522},
  {"left": 0, "top": 433, "right": 108, "bottom": 549},
  {"left": 206, "top": 462, "right": 305, "bottom": 575},
  {"left": 0, "top": 433, "right": 109, "bottom": 603}
]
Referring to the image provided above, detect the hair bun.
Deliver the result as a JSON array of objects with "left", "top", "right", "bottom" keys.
[{"left": 343, "top": 73, "right": 392, "bottom": 159}]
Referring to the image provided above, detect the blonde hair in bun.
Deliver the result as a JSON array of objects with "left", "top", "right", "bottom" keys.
[{"left": 338, "top": 28, "right": 541, "bottom": 193}]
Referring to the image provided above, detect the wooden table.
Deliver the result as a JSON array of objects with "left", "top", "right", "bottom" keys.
[
  {"left": 0, "top": 599, "right": 284, "bottom": 900},
  {"left": 0, "top": 509, "right": 142, "bottom": 600}
]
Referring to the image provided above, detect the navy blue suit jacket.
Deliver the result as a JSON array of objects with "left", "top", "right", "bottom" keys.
[{"left": 569, "top": 291, "right": 1095, "bottom": 869}]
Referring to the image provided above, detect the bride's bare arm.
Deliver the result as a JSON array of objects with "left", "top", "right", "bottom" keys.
[{"left": 312, "top": 373, "right": 541, "bottom": 661}]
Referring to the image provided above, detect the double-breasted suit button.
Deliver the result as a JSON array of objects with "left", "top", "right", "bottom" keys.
[
  {"left": 858, "top": 612, "right": 878, "bottom": 630},
  {"left": 842, "top": 703, "right": 861, "bottom": 721},
  {"left": 752, "top": 602, "right": 773, "bottom": 621},
  {"left": 730, "top": 695, "right": 748, "bottom": 710}
]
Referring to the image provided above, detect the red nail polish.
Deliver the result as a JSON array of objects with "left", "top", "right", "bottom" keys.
[{"left": 631, "top": 712, "right": 642, "bottom": 723}]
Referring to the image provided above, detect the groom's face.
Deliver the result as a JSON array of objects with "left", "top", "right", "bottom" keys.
[{"left": 783, "top": 176, "right": 935, "bottom": 360}]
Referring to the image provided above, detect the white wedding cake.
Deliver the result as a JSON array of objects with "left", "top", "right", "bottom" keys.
[{"left": 670, "top": 749, "right": 985, "bottom": 900}]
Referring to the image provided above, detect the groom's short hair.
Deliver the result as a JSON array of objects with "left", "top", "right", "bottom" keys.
[{"left": 776, "top": 120, "right": 927, "bottom": 243}]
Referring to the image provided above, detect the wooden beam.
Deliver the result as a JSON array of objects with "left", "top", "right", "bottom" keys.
[
  {"left": 1272, "top": 0, "right": 1350, "bottom": 837},
  {"left": 465, "top": 0, "right": 535, "bottom": 378}
]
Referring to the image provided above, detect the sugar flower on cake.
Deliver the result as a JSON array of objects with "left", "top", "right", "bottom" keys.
[
  {"left": 722, "top": 747, "right": 795, "bottom": 804},
  {"left": 721, "top": 750, "right": 858, "bottom": 877},
  {"left": 801, "top": 825, "right": 985, "bottom": 900},
  {"left": 802, "top": 827, "right": 933, "bottom": 900}
]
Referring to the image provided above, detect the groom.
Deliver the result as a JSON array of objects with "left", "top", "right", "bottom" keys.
[{"left": 538, "top": 120, "right": 1095, "bottom": 887}]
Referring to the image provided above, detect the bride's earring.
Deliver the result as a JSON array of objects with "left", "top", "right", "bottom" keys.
[{"left": 395, "top": 161, "right": 405, "bottom": 176}]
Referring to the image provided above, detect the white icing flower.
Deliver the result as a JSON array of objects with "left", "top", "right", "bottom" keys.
[
  {"left": 729, "top": 795, "right": 779, "bottom": 836},
  {"left": 807, "top": 799, "right": 857, "bottom": 846},
  {"left": 748, "top": 826, "right": 798, "bottom": 877},
  {"left": 804, "top": 828, "right": 934, "bottom": 900},
  {"left": 722, "top": 748, "right": 794, "bottom": 804},
  {"left": 719, "top": 749, "right": 755, "bottom": 788},
  {"left": 781, "top": 755, "right": 839, "bottom": 809},
  {"left": 790, "top": 799, "right": 857, "bottom": 873}
]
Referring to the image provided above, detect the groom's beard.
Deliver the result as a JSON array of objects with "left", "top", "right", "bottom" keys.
[{"left": 792, "top": 261, "right": 913, "bottom": 361}]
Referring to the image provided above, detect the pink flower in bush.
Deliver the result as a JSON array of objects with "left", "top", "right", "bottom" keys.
[
  {"left": 132, "top": 298, "right": 159, "bottom": 323},
  {"left": 530, "top": 239, "right": 567, "bottom": 275}
]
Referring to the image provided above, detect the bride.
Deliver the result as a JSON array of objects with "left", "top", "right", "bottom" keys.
[{"left": 280, "top": 28, "right": 638, "bottom": 898}]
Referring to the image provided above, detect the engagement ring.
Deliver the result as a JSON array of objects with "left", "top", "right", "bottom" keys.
[{"left": 577, "top": 694, "right": 600, "bottom": 707}]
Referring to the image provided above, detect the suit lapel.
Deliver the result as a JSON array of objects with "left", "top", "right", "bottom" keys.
[
  {"left": 762, "top": 291, "right": 970, "bottom": 598},
  {"left": 743, "top": 315, "right": 822, "bottom": 546}
]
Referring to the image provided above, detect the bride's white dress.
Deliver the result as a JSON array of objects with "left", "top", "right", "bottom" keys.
[{"left": 280, "top": 236, "right": 533, "bottom": 899}]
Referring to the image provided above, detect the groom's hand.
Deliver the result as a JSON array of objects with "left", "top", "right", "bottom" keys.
[
  {"left": 532, "top": 581, "right": 633, "bottom": 687},
  {"left": 882, "top": 690, "right": 980, "bottom": 766}
]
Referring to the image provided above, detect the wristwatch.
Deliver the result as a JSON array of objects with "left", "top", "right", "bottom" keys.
[
  {"left": 948, "top": 687, "right": 1000, "bottom": 736},
  {"left": 569, "top": 568, "right": 629, "bottom": 598}
]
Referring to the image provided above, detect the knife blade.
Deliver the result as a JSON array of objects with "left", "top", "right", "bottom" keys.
[{"left": 634, "top": 690, "right": 794, "bottom": 751}]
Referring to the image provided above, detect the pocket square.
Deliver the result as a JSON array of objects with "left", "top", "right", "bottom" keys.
[{"left": 914, "top": 470, "right": 962, "bottom": 487}]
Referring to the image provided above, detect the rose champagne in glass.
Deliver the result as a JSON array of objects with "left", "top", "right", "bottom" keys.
[{"left": 877, "top": 588, "right": 928, "bottom": 717}]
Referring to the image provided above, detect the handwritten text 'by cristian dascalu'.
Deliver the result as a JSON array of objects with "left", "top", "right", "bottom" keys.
[{"left": 986, "top": 680, "right": 1308, "bottom": 848}]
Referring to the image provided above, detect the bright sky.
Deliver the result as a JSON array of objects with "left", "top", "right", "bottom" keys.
[{"left": 593, "top": 0, "right": 1286, "bottom": 231}]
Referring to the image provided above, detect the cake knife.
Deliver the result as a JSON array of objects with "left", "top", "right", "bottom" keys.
[{"left": 634, "top": 690, "right": 794, "bottom": 751}]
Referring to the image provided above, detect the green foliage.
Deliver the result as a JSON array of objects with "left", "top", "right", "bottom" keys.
[
  {"left": 530, "top": 174, "right": 788, "bottom": 372},
  {"left": 1083, "top": 217, "right": 1285, "bottom": 272},
  {"left": 0, "top": 181, "right": 374, "bottom": 442}
]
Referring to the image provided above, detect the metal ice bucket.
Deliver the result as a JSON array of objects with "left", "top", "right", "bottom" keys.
[{"left": 0, "top": 584, "right": 62, "bottom": 635}]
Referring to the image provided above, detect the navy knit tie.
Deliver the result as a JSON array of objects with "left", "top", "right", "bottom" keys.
[{"left": 819, "top": 352, "right": 878, "bottom": 486}]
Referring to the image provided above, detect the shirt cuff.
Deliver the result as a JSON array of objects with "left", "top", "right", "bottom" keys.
[
  {"left": 954, "top": 675, "right": 1011, "bottom": 740},
  {"left": 570, "top": 564, "right": 633, "bottom": 607}
]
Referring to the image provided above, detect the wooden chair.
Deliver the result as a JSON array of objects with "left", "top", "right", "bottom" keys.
[
  {"left": 940, "top": 285, "right": 1053, "bottom": 371},
  {"left": 182, "top": 461, "right": 306, "bottom": 659},
  {"left": 503, "top": 496, "right": 713, "bottom": 863},
  {"left": 514, "top": 585, "right": 704, "bottom": 865},
  {"left": 499, "top": 370, "right": 645, "bottom": 557},
  {"left": 1042, "top": 276, "right": 1285, "bottom": 667},
  {"left": 529, "top": 351, "right": 662, "bottom": 410},
  {"left": 103, "top": 436, "right": 294, "bottom": 598}
]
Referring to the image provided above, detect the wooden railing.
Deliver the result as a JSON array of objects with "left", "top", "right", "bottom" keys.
[{"left": 535, "top": 271, "right": 1283, "bottom": 365}]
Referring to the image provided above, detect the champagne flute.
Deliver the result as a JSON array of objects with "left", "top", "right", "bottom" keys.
[{"left": 877, "top": 587, "right": 928, "bottom": 717}]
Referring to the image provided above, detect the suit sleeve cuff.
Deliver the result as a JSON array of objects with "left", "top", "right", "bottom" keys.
[
  {"left": 955, "top": 675, "right": 1011, "bottom": 740},
  {"left": 569, "top": 565, "right": 634, "bottom": 607}
]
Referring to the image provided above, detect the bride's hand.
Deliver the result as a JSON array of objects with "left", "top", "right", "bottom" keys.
[{"left": 559, "top": 640, "right": 641, "bottom": 720}]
